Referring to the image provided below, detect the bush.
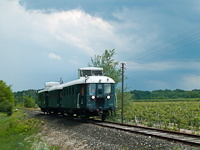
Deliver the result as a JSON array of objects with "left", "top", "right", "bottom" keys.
[
  {"left": 0, "top": 101, "right": 13, "bottom": 116},
  {"left": 23, "top": 96, "right": 34, "bottom": 108}
]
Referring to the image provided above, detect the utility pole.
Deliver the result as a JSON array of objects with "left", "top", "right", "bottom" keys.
[
  {"left": 34, "top": 90, "right": 36, "bottom": 109},
  {"left": 23, "top": 92, "right": 25, "bottom": 107},
  {"left": 121, "top": 62, "right": 125, "bottom": 123}
]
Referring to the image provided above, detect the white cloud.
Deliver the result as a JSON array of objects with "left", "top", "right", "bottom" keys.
[
  {"left": 48, "top": 53, "right": 61, "bottom": 60},
  {"left": 0, "top": 0, "right": 118, "bottom": 56}
]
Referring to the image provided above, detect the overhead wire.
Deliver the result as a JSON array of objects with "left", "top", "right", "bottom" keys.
[{"left": 125, "top": 24, "right": 200, "bottom": 66}]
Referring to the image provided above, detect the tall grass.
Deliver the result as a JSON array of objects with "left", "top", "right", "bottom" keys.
[{"left": 0, "top": 109, "right": 59, "bottom": 150}]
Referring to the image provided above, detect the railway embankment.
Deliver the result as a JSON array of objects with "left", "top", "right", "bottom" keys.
[{"left": 27, "top": 109, "right": 199, "bottom": 150}]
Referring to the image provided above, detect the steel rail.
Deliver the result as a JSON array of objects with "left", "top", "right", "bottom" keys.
[
  {"left": 28, "top": 109, "right": 200, "bottom": 147},
  {"left": 88, "top": 119, "right": 200, "bottom": 147}
]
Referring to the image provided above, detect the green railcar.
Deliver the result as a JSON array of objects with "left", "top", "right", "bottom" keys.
[
  {"left": 38, "top": 90, "right": 48, "bottom": 112},
  {"left": 38, "top": 67, "right": 116, "bottom": 121},
  {"left": 61, "top": 76, "right": 116, "bottom": 120}
]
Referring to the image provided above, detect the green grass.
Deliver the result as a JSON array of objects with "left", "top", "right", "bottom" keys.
[{"left": 0, "top": 109, "right": 60, "bottom": 150}]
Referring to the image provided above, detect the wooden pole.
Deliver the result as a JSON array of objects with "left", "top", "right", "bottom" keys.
[{"left": 121, "top": 62, "right": 125, "bottom": 123}]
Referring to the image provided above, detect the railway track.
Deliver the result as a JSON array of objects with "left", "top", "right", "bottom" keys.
[
  {"left": 27, "top": 109, "right": 200, "bottom": 147},
  {"left": 87, "top": 119, "right": 200, "bottom": 147}
]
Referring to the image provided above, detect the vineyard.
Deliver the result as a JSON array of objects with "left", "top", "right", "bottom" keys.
[{"left": 111, "top": 101, "right": 200, "bottom": 134}]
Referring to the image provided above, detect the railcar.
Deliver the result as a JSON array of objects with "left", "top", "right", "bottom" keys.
[
  {"left": 38, "top": 67, "right": 116, "bottom": 121},
  {"left": 38, "top": 82, "right": 60, "bottom": 113}
]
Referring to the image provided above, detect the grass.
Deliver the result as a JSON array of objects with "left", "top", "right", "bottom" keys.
[{"left": 0, "top": 109, "right": 60, "bottom": 150}]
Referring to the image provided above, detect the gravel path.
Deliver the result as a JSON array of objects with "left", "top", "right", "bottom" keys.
[{"left": 27, "top": 110, "right": 199, "bottom": 150}]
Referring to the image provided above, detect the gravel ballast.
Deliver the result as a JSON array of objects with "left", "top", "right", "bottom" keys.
[{"left": 27, "top": 110, "right": 199, "bottom": 150}]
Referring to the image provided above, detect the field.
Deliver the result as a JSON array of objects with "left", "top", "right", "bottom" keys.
[
  {"left": 0, "top": 109, "right": 59, "bottom": 150},
  {"left": 110, "top": 100, "right": 200, "bottom": 134}
]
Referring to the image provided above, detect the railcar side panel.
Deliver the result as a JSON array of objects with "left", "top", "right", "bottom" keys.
[
  {"left": 38, "top": 91, "right": 48, "bottom": 112},
  {"left": 48, "top": 90, "right": 61, "bottom": 108},
  {"left": 62, "top": 85, "right": 79, "bottom": 109}
]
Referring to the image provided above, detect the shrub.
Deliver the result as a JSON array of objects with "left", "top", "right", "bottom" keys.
[{"left": 0, "top": 101, "right": 13, "bottom": 116}]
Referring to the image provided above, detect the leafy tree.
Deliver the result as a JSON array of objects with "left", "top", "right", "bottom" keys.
[
  {"left": 0, "top": 80, "right": 14, "bottom": 115},
  {"left": 23, "top": 95, "right": 35, "bottom": 108},
  {"left": 88, "top": 49, "right": 133, "bottom": 116},
  {"left": 0, "top": 80, "right": 14, "bottom": 103},
  {"left": 13, "top": 89, "right": 38, "bottom": 106},
  {"left": 88, "top": 49, "right": 122, "bottom": 85},
  {"left": 0, "top": 101, "right": 13, "bottom": 116}
]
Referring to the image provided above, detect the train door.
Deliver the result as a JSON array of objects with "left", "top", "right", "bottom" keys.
[
  {"left": 59, "top": 90, "right": 62, "bottom": 107},
  {"left": 79, "top": 85, "right": 85, "bottom": 108},
  {"left": 45, "top": 91, "right": 49, "bottom": 107},
  {"left": 96, "top": 84, "right": 105, "bottom": 108}
]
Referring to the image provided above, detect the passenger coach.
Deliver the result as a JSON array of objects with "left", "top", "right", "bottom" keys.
[{"left": 38, "top": 67, "right": 116, "bottom": 121}]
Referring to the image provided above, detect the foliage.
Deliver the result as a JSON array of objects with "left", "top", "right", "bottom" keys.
[
  {"left": 0, "top": 80, "right": 14, "bottom": 103},
  {"left": 23, "top": 95, "right": 35, "bottom": 108},
  {"left": 0, "top": 101, "right": 13, "bottom": 116},
  {"left": 109, "top": 101, "right": 200, "bottom": 134},
  {"left": 131, "top": 89, "right": 200, "bottom": 100},
  {"left": 13, "top": 89, "right": 38, "bottom": 106},
  {"left": 115, "top": 87, "right": 133, "bottom": 110},
  {"left": 0, "top": 110, "right": 49, "bottom": 150},
  {"left": 88, "top": 49, "right": 122, "bottom": 85},
  {"left": 0, "top": 80, "right": 14, "bottom": 115},
  {"left": 88, "top": 49, "right": 134, "bottom": 117}
]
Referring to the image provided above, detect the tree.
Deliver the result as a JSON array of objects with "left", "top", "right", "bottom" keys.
[
  {"left": 88, "top": 49, "right": 133, "bottom": 111},
  {"left": 0, "top": 80, "right": 14, "bottom": 103},
  {"left": 23, "top": 95, "right": 34, "bottom": 108},
  {"left": 0, "top": 80, "right": 14, "bottom": 115},
  {"left": 88, "top": 49, "right": 122, "bottom": 85}
]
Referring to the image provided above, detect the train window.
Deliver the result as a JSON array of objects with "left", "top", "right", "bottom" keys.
[
  {"left": 60, "top": 91, "right": 62, "bottom": 98},
  {"left": 98, "top": 85, "right": 103, "bottom": 94},
  {"left": 74, "top": 86, "right": 77, "bottom": 95},
  {"left": 104, "top": 84, "right": 111, "bottom": 94},
  {"left": 89, "top": 84, "right": 96, "bottom": 95},
  {"left": 72, "top": 86, "right": 74, "bottom": 95},
  {"left": 65, "top": 88, "right": 67, "bottom": 96},
  {"left": 69, "top": 87, "right": 71, "bottom": 96},
  {"left": 82, "top": 70, "right": 91, "bottom": 76},
  {"left": 92, "top": 70, "right": 103, "bottom": 76},
  {"left": 81, "top": 86, "right": 84, "bottom": 96}
]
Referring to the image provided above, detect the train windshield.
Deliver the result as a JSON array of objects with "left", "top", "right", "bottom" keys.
[
  {"left": 89, "top": 84, "right": 96, "bottom": 95},
  {"left": 98, "top": 84, "right": 103, "bottom": 94},
  {"left": 104, "top": 84, "right": 111, "bottom": 94}
]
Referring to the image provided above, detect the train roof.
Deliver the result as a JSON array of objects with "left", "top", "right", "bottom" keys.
[
  {"left": 78, "top": 67, "right": 103, "bottom": 70},
  {"left": 38, "top": 76, "right": 115, "bottom": 93},
  {"left": 38, "top": 82, "right": 61, "bottom": 93},
  {"left": 62, "top": 76, "right": 115, "bottom": 88},
  {"left": 38, "top": 89, "right": 48, "bottom": 93},
  {"left": 48, "top": 84, "right": 63, "bottom": 92}
]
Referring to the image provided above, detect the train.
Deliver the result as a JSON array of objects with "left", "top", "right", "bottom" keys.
[{"left": 38, "top": 67, "right": 116, "bottom": 121}]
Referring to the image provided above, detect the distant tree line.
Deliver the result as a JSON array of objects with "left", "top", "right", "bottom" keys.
[
  {"left": 13, "top": 89, "right": 39, "bottom": 108},
  {"left": 131, "top": 89, "right": 200, "bottom": 100}
]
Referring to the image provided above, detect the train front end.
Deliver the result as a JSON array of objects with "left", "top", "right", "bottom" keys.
[
  {"left": 78, "top": 67, "right": 116, "bottom": 121},
  {"left": 85, "top": 77, "right": 116, "bottom": 121}
]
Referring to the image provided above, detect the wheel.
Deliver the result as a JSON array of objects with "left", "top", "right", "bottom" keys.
[{"left": 101, "top": 114, "right": 106, "bottom": 122}]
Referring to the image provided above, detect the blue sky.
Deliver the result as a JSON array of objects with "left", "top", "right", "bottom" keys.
[{"left": 1, "top": 0, "right": 200, "bottom": 92}]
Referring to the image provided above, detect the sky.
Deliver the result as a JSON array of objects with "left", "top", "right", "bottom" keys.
[{"left": 1, "top": 0, "right": 200, "bottom": 92}]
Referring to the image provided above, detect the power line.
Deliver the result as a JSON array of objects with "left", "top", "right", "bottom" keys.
[{"left": 125, "top": 24, "right": 200, "bottom": 65}]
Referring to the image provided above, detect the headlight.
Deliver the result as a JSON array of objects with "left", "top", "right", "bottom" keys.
[
  {"left": 91, "top": 95, "right": 95, "bottom": 100},
  {"left": 107, "top": 95, "right": 111, "bottom": 100}
]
